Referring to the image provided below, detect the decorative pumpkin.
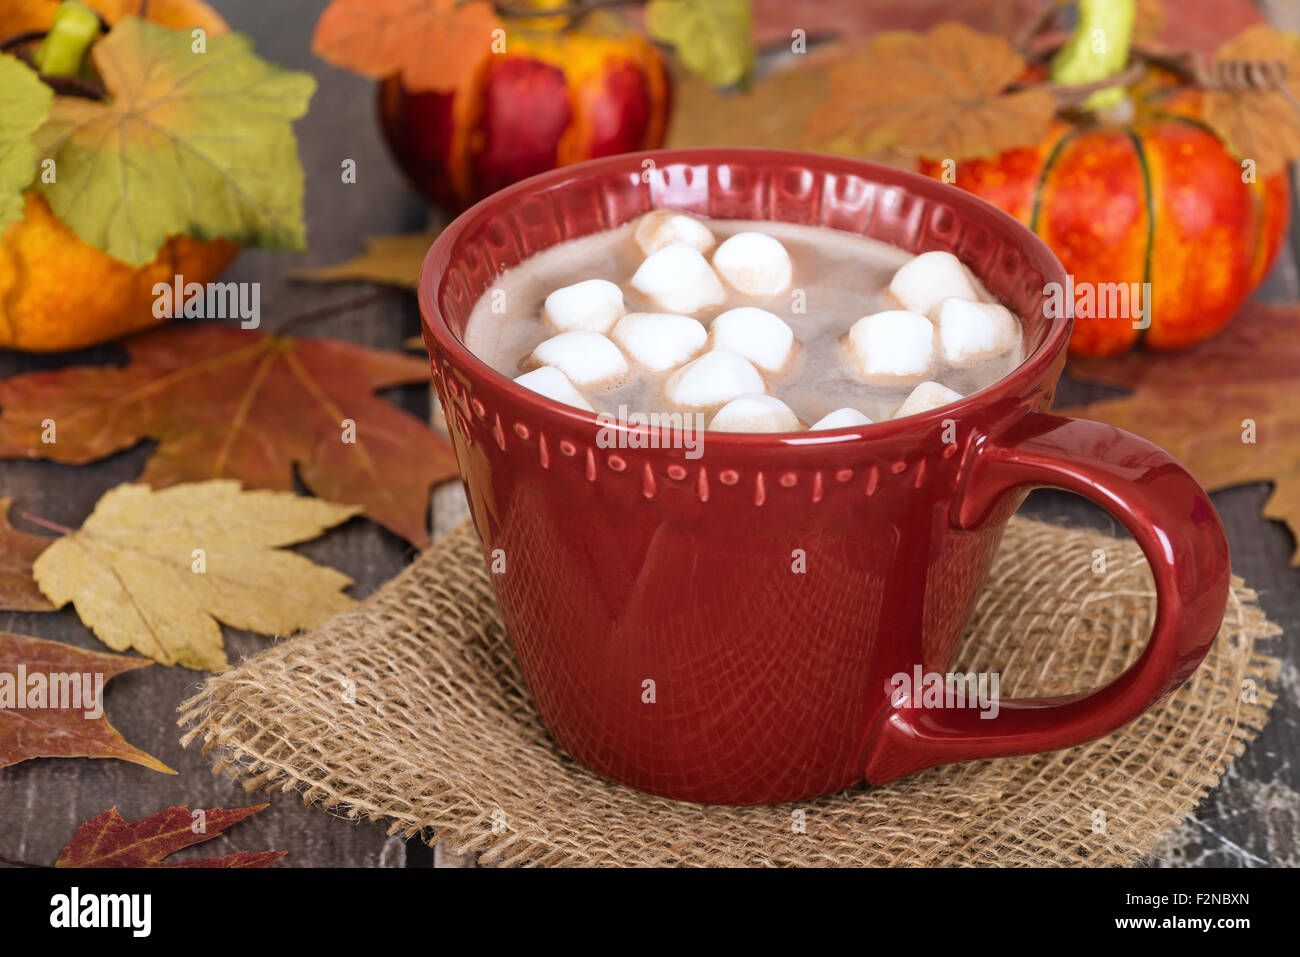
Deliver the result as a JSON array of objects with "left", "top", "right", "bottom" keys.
[
  {"left": 921, "top": 77, "right": 1291, "bottom": 356},
  {"left": 797, "top": 0, "right": 1300, "bottom": 357},
  {"left": 0, "top": 0, "right": 239, "bottom": 353},
  {"left": 377, "top": 13, "right": 671, "bottom": 213}
]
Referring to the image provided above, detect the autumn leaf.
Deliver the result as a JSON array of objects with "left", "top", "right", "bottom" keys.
[
  {"left": 0, "top": 53, "right": 52, "bottom": 230},
  {"left": 56, "top": 803, "right": 285, "bottom": 867},
  {"left": 33, "top": 481, "right": 359, "bottom": 671},
  {"left": 294, "top": 231, "right": 441, "bottom": 290},
  {"left": 1062, "top": 300, "right": 1300, "bottom": 564},
  {"left": 1201, "top": 25, "right": 1300, "bottom": 177},
  {"left": 742, "top": 0, "right": 1044, "bottom": 48},
  {"left": 0, "top": 631, "right": 172, "bottom": 772},
  {"left": 1134, "top": 0, "right": 1166, "bottom": 44},
  {"left": 0, "top": 499, "right": 53, "bottom": 612},
  {"left": 313, "top": 0, "right": 500, "bottom": 93},
  {"left": 646, "top": 0, "right": 755, "bottom": 88},
  {"left": 666, "top": 42, "right": 845, "bottom": 150},
  {"left": 32, "top": 17, "right": 315, "bottom": 266},
  {"left": 803, "top": 21, "right": 1056, "bottom": 160},
  {"left": 0, "top": 324, "right": 456, "bottom": 547}
]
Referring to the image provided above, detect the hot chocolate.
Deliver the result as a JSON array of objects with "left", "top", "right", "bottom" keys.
[{"left": 463, "top": 211, "right": 1023, "bottom": 431}]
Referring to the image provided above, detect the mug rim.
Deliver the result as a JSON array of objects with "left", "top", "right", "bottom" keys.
[{"left": 418, "top": 147, "right": 1071, "bottom": 447}]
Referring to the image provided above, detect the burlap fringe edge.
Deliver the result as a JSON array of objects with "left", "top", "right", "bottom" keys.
[{"left": 176, "top": 576, "right": 1284, "bottom": 868}]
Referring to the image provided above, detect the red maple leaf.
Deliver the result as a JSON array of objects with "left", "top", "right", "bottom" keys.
[
  {"left": 56, "top": 804, "right": 285, "bottom": 868},
  {"left": 0, "top": 325, "right": 457, "bottom": 547}
]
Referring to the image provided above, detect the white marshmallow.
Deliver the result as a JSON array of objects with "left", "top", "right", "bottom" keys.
[
  {"left": 809, "top": 407, "right": 872, "bottom": 431},
  {"left": 542, "top": 279, "right": 625, "bottom": 334},
  {"left": 932, "top": 298, "right": 1019, "bottom": 364},
  {"left": 664, "top": 349, "right": 766, "bottom": 408},
  {"left": 514, "top": 366, "right": 594, "bottom": 413},
  {"left": 610, "top": 312, "right": 707, "bottom": 372},
  {"left": 846, "top": 311, "right": 935, "bottom": 383},
  {"left": 630, "top": 243, "right": 725, "bottom": 314},
  {"left": 888, "top": 251, "right": 980, "bottom": 315},
  {"left": 893, "top": 381, "right": 963, "bottom": 419},
  {"left": 711, "top": 231, "right": 793, "bottom": 297},
  {"left": 528, "top": 331, "right": 628, "bottom": 387},
  {"left": 708, "top": 307, "right": 796, "bottom": 373},
  {"left": 709, "top": 395, "right": 800, "bottom": 433},
  {"left": 634, "top": 210, "right": 715, "bottom": 256}
]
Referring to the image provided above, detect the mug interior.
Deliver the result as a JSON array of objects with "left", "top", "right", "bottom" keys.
[{"left": 420, "top": 149, "right": 1069, "bottom": 422}]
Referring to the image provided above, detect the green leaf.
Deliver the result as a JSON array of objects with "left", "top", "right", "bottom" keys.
[
  {"left": 0, "top": 54, "right": 53, "bottom": 231},
  {"left": 645, "top": 0, "right": 754, "bottom": 89},
  {"left": 33, "top": 18, "right": 316, "bottom": 266}
]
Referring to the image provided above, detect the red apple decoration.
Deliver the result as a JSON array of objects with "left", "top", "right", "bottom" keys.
[{"left": 378, "top": 18, "right": 671, "bottom": 213}]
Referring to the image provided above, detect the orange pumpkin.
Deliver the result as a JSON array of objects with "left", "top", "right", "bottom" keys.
[
  {"left": 0, "top": 0, "right": 238, "bottom": 353},
  {"left": 920, "top": 74, "right": 1290, "bottom": 356},
  {"left": 378, "top": 16, "right": 671, "bottom": 213}
]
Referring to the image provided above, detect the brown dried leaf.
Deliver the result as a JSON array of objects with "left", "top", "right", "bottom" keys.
[
  {"left": 1202, "top": 25, "right": 1300, "bottom": 177},
  {"left": 294, "top": 232, "right": 441, "bottom": 290},
  {"left": 1062, "top": 301, "right": 1300, "bottom": 564},
  {"left": 0, "top": 631, "right": 172, "bottom": 772},
  {"left": 1134, "top": 0, "right": 1166, "bottom": 44},
  {"left": 803, "top": 21, "right": 1055, "bottom": 160},
  {"left": 56, "top": 804, "right": 284, "bottom": 867},
  {"left": 0, "top": 325, "right": 456, "bottom": 547},
  {"left": 0, "top": 498, "right": 53, "bottom": 611}
]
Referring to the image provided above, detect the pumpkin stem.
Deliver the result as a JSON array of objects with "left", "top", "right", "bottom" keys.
[
  {"left": 32, "top": 1, "right": 101, "bottom": 78},
  {"left": 1049, "top": 0, "right": 1136, "bottom": 110}
]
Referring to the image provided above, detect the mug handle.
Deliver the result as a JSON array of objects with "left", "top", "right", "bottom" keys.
[{"left": 862, "top": 411, "right": 1231, "bottom": 784}]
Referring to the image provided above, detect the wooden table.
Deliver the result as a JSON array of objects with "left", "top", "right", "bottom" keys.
[{"left": 1, "top": 0, "right": 1295, "bottom": 868}]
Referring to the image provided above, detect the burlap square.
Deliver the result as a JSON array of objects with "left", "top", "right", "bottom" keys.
[{"left": 178, "top": 518, "right": 1281, "bottom": 867}]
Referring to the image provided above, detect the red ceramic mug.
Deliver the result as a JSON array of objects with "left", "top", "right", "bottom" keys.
[{"left": 419, "top": 148, "right": 1230, "bottom": 805}]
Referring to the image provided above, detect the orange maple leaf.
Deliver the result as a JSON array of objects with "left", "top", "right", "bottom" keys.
[
  {"left": 803, "top": 21, "right": 1056, "bottom": 161},
  {"left": 313, "top": 0, "right": 502, "bottom": 93},
  {"left": 1061, "top": 300, "right": 1300, "bottom": 564}
]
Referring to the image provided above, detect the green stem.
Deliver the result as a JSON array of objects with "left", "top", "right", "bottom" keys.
[
  {"left": 1050, "top": 0, "right": 1136, "bottom": 110},
  {"left": 33, "top": 1, "right": 101, "bottom": 78}
]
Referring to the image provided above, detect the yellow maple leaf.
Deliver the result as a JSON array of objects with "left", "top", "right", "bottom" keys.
[
  {"left": 803, "top": 21, "right": 1056, "bottom": 161},
  {"left": 294, "top": 232, "right": 442, "bottom": 290},
  {"left": 33, "top": 481, "right": 360, "bottom": 671}
]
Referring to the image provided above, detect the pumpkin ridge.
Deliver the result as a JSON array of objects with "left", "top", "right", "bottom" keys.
[
  {"left": 1123, "top": 128, "right": 1156, "bottom": 347},
  {"left": 1148, "top": 111, "right": 1219, "bottom": 138},
  {"left": 1151, "top": 110, "right": 1273, "bottom": 284},
  {"left": 1029, "top": 127, "right": 1080, "bottom": 234}
]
